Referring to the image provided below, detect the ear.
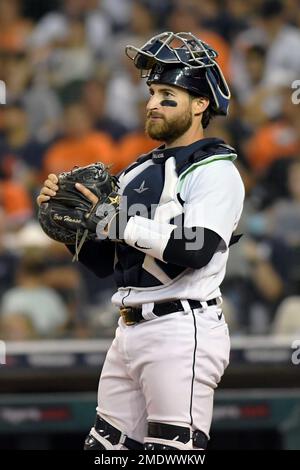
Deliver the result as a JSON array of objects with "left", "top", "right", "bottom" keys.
[{"left": 193, "top": 97, "right": 210, "bottom": 116}]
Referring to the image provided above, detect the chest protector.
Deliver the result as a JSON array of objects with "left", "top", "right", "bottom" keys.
[{"left": 114, "top": 138, "right": 239, "bottom": 289}]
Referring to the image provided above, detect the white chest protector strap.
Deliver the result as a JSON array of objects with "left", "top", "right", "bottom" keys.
[{"left": 124, "top": 157, "right": 184, "bottom": 284}]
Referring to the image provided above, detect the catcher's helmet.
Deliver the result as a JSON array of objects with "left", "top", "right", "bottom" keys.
[{"left": 126, "top": 31, "right": 230, "bottom": 116}]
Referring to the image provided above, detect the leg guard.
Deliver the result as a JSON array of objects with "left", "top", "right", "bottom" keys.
[
  {"left": 84, "top": 432, "right": 109, "bottom": 450},
  {"left": 84, "top": 414, "right": 143, "bottom": 450},
  {"left": 144, "top": 422, "right": 208, "bottom": 450}
]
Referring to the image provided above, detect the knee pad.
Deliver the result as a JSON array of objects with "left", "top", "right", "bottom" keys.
[
  {"left": 144, "top": 422, "right": 208, "bottom": 450},
  {"left": 84, "top": 414, "right": 143, "bottom": 450}
]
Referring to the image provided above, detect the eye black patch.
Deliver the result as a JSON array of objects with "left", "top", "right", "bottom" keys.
[{"left": 160, "top": 99, "right": 178, "bottom": 107}]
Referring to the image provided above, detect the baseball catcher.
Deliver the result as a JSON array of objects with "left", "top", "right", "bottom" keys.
[{"left": 37, "top": 31, "right": 244, "bottom": 451}]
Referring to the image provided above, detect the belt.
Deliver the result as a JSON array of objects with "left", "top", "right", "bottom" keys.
[{"left": 120, "top": 298, "right": 218, "bottom": 326}]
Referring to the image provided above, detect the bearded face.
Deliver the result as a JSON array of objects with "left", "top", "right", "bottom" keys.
[{"left": 145, "top": 105, "right": 193, "bottom": 143}]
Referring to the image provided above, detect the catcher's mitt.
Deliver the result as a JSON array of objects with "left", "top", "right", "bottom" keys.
[{"left": 38, "top": 163, "right": 120, "bottom": 260}]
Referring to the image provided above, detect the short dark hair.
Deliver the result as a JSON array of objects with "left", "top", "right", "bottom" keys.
[
  {"left": 189, "top": 93, "right": 217, "bottom": 129},
  {"left": 202, "top": 106, "right": 218, "bottom": 129}
]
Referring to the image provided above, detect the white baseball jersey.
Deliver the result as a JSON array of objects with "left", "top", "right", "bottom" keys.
[{"left": 112, "top": 152, "right": 244, "bottom": 307}]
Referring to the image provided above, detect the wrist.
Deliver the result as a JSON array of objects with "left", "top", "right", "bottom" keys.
[
  {"left": 249, "top": 242, "right": 271, "bottom": 266},
  {"left": 95, "top": 209, "right": 129, "bottom": 242}
]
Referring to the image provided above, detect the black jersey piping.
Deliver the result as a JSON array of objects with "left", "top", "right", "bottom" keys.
[{"left": 189, "top": 309, "right": 198, "bottom": 426}]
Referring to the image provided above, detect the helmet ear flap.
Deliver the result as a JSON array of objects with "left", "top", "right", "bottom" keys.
[{"left": 205, "top": 63, "right": 230, "bottom": 115}]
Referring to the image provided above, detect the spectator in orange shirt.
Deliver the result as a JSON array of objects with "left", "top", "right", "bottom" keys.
[
  {"left": 43, "top": 103, "right": 116, "bottom": 176},
  {"left": 0, "top": 177, "right": 33, "bottom": 225},
  {"left": 0, "top": 0, "right": 33, "bottom": 53},
  {"left": 117, "top": 100, "right": 160, "bottom": 173},
  {"left": 245, "top": 88, "right": 300, "bottom": 175},
  {"left": 81, "top": 78, "right": 127, "bottom": 142},
  {"left": 167, "top": 1, "right": 231, "bottom": 79}
]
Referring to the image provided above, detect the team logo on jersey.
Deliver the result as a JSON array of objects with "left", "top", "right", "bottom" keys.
[
  {"left": 134, "top": 181, "right": 149, "bottom": 194},
  {"left": 108, "top": 195, "right": 120, "bottom": 205},
  {"left": 134, "top": 241, "right": 151, "bottom": 250}
]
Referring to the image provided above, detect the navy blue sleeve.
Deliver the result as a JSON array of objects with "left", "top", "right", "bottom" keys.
[
  {"left": 66, "top": 239, "right": 115, "bottom": 278},
  {"left": 163, "top": 227, "right": 221, "bottom": 269}
]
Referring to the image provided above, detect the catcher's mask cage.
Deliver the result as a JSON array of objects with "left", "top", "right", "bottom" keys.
[{"left": 125, "top": 31, "right": 230, "bottom": 116}]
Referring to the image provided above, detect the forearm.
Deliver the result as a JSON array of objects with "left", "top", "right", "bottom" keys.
[
  {"left": 66, "top": 239, "right": 115, "bottom": 278},
  {"left": 124, "top": 216, "right": 221, "bottom": 269},
  {"left": 251, "top": 261, "right": 283, "bottom": 301}
]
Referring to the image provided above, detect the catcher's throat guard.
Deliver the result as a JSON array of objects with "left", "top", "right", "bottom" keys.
[{"left": 125, "top": 31, "right": 230, "bottom": 116}]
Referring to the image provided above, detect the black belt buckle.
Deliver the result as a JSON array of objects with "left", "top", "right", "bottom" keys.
[{"left": 120, "top": 306, "right": 137, "bottom": 325}]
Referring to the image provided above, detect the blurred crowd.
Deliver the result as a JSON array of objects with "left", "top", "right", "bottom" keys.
[{"left": 0, "top": 0, "right": 300, "bottom": 341}]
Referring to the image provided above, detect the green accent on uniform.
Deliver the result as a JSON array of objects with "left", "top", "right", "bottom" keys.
[{"left": 177, "top": 154, "right": 237, "bottom": 192}]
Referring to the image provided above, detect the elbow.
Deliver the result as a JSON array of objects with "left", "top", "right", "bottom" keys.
[{"left": 185, "top": 253, "right": 212, "bottom": 270}]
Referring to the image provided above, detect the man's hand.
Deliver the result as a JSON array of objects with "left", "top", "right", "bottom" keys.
[
  {"left": 36, "top": 174, "right": 59, "bottom": 206},
  {"left": 75, "top": 182, "right": 99, "bottom": 207}
]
